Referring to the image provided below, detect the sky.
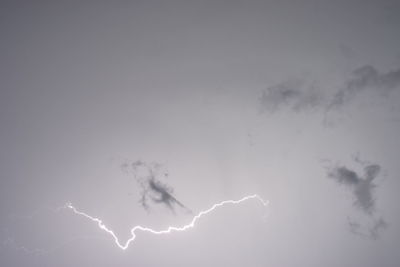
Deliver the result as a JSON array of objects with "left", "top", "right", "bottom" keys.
[{"left": 1, "top": 0, "right": 400, "bottom": 266}]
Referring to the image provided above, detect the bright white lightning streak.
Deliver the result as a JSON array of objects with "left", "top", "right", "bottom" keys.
[{"left": 66, "top": 194, "right": 268, "bottom": 250}]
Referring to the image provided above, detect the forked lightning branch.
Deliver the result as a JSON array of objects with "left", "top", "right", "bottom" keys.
[{"left": 66, "top": 194, "right": 269, "bottom": 250}]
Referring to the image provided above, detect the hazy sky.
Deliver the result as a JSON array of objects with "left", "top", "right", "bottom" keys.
[{"left": 1, "top": 1, "right": 400, "bottom": 266}]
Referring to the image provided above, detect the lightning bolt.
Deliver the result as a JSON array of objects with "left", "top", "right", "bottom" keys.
[{"left": 66, "top": 194, "right": 268, "bottom": 250}]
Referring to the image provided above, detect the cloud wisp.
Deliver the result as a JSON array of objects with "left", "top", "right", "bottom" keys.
[
  {"left": 259, "top": 65, "right": 400, "bottom": 114},
  {"left": 326, "top": 158, "right": 387, "bottom": 239},
  {"left": 328, "top": 163, "right": 380, "bottom": 214},
  {"left": 259, "top": 79, "right": 324, "bottom": 112},
  {"left": 328, "top": 65, "right": 400, "bottom": 110},
  {"left": 121, "top": 160, "right": 191, "bottom": 214}
]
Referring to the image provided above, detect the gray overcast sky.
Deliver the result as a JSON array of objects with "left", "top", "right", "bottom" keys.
[{"left": 1, "top": 1, "right": 400, "bottom": 266}]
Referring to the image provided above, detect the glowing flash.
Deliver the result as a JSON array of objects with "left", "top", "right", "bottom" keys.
[{"left": 66, "top": 194, "right": 268, "bottom": 250}]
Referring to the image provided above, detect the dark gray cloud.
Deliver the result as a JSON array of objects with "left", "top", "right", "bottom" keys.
[
  {"left": 328, "top": 163, "right": 380, "bottom": 214},
  {"left": 327, "top": 159, "right": 387, "bottom": 239},
  {"left": 259, "top": 79, "right": 323, "bottom": 112},
  {"left": 260, "top": 65, "right": 400, "bottom": 113},
  {"left": 146, "top": 179, "right": 191, "bottom": 214},
  {"left": 328, "top": 65, "right": 400, "bottom": 109},
  {"left": 122, "top": 160, "right": 191, "bottom": 214}
]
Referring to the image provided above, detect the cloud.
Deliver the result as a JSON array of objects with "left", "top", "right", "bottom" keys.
[
  {"left": 369, "top": 217, "right": 388, "bottom": 240},
  {"left": 121, "top": 160, "right": 191, "bottom": 214},
  {"left": 347, "top": 216, "right": 388, "bottom": 240},
  {"left": 146, "top": 179, "right": 191, "bottom": 213},
  {"left": 328, "top": 163, "right": 380, "bottom": 214},
  {"left": 329, "top": 167, "right": 360, "bottom": 186},
  {"left": 326, "top": 158, "right": 387, "bottom": 239},
  {"left": 259, "top": 65, "right": 400, "bottom": 113},
  {"left": 328, "top": 65, "right": 400, "bottom": 109},
  {"left": 259, "top": 79, "right": 323, "bottom": 112}
]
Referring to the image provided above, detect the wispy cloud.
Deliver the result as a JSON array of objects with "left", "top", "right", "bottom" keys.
[
  {"left": 328, "top": 65, "right": 400, "bottom": 110},
  {"left": 328, "top": 164, "right": 380, "bottom": 214},
  {"left": 121, "top": 160, "right": 191, "bottom": 214},
  {"left": 326, "top": 157, "right": 387, "bottom": 239},
  {"left": 259, "top": 65, "right": 400, "bottom": 114},
  {"left": 259, "top": 79, "right": 324, "bottom": 112},
  {"left": 347, "top": 216, "right": 388, "bottom": 240}
]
